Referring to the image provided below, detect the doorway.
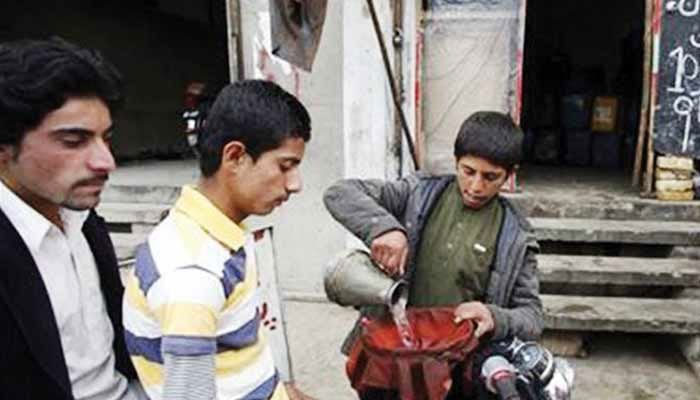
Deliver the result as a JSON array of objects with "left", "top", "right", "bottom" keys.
[{"left": 520, "top": 1, "right": 646, "bottom": 189}]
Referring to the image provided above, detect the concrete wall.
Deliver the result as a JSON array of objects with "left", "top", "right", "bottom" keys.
[
  {"left": 0, "top": 0, "right": 229, "bottom": 159},
  {"left": 341, "top": 1, "right": 395, "bottom": 182},
  {"left": 239, "top": 0, "right": 409, "bottom": 295}
]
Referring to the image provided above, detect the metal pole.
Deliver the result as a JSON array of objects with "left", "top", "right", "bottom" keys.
[
  {"left": 632, "top": 0, "right": 653, "bottom": 187},
  {"left": 366, "top": 0, "right": 420, "bottom": 170}
]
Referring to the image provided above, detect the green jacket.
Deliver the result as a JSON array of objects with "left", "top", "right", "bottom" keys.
[{"left": 323, "top": 173, "right": 543, "bottom": 352}]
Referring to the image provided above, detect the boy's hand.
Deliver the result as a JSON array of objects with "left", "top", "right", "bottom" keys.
[
  {"left": 453, "top": 301, "right": 495, "bottom": 338},
  {"left": 370, "top": 230, "right": 408, "bottom": 277},
  {"left": 284, "top": 382, "right": 315, "bottom": 400}
]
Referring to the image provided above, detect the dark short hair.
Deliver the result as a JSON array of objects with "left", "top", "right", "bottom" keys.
[
  {"left": 453, "top": 111, "right": 523, "bottom": 170},
  {"left": 198, "top": 79, "right": 311, "bottom": 177},
  {"left": 0, "top": 38, "right": 123, "bottom": 146}
]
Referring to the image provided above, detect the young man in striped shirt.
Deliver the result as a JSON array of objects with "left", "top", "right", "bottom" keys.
[{"left": 123, "top": 80, "right": 311, "bottom": 400}]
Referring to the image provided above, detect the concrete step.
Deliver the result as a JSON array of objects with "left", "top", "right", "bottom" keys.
[
  {"left": 110, "top": 232, "right": 147, "bottom": 262},
  {"left": 530, "top": 218, "right": 700, "bottom": 246},
  {"left": 537, "top": 254, "right": 700, "bottom": 287},
  {"left": 506, "top": 192, "right": 700, "bottom": 222},
  {"left": 102, "top": 184, "right": 181, "bottom": 204},
  {"left": 542, "top": 294, "right": 700, "bottom": 334},
  {"left": 97, "top": 202, "right": 170, "bottom": 231}
]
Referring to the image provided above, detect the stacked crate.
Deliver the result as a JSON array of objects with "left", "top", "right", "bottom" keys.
[{"left": 655, "top": 156, "right": 695, "bottom": 201}]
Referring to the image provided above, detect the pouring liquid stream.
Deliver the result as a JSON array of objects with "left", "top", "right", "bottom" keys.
[{"left": 390, "top": 296, "right": 418, "bottom": 348}]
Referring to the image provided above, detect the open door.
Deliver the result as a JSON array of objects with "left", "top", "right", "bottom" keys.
[{"left": 520, "top": 0, "right": 646, "bottom": 190}]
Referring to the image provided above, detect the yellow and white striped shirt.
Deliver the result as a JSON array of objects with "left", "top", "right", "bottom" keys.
[{"left": 123, "top": 185, "right": 287, "bottom": 400}]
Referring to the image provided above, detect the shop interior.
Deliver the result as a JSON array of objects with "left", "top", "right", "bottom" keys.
[{"left": 519, "top": 0, "right": 646, "bottom": 192}]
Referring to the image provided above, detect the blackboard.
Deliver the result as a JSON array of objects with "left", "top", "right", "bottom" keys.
[{"left": 653, "top": 0, "right": 700, "bottom": 158}]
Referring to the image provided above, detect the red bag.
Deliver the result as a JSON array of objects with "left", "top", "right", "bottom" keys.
[{"left": 346, "top": 307, "right": 480, "bottom": 400}]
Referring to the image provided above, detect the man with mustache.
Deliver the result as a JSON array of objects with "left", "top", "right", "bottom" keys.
[
  {"left": 324, "top": 111, "right": 543, "bottom": 399},
  {"left": 123, "top": 80, "right": 312, "bottom": 400},
  {"left": 0, "top": 39, "right": 144, "bottom": 399}
]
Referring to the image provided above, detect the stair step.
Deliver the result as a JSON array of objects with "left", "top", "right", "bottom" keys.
[
  {"left": 530, "top": 218, "right": 700, "bottom": 246},
  {"left": 110, "top": 232, "right": 147, "bottom": 261},
  {"left": 505, "top": 192, "right": 700, "bottom": 221},
  {"left": 102, "top": 184, "right": 181, "bottom": 204},
  {"left": 97, "top": 202, "right": 170, "bottom": 224},
  {"left": 537, "top": 255, "right": 700, "bottom": 287},
  {"left": 542, "top": 294, "right": 700, "bottom": 334}
]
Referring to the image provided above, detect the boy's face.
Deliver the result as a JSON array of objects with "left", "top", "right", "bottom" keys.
[
  {"left": 0, "top": 96, "right": 116, "bottom": 216},
  {"left": 228, "top": 137, "right": 305, "bottom": 220},
  {"left": 455, "top": 154, "right": 508, "bottom": 209}
]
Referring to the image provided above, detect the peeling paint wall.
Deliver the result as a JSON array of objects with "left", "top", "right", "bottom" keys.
[{"left": 342, "top": 1, "right": 394, "bottom": 181}]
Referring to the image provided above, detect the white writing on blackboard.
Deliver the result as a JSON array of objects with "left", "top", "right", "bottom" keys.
[
  {"left": 666, "top": 0, "right": 700, "bottom": 17},
  {"left": 668, "top": 45, "right": 700, "bottom": 96},
  {"left": 666, "top": 33, "right": 700, "bottom": 151}
]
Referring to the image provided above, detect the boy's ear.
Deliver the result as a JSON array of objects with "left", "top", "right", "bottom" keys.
[{"left": 221, "top": 141, "right": 248, "bottom": 171}]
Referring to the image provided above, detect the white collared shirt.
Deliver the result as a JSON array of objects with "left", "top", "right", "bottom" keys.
[{"left": 0, "top": 181, "right": 134, "bottom": 400}]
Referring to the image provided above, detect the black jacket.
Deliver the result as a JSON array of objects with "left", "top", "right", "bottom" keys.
[{"left": 0, "top": 209, "right": 136, "bottom": 400}]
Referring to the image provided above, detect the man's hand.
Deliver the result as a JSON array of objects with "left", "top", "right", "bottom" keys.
[
  {"left": 370, "top": 230, "right": 408, "bottom": 277},
  {"left": 284, "top": 382, "right": 315, "bottom": 400},
  {"left": 453, "top": 301, "right": 495, "bottom": 338}
]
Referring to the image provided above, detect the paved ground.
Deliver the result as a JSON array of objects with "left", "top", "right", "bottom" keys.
[
  {"left": 284, "top": 301, "right": 356, "bottom": 399},
  {"left": 570, "top": 333, "right": 700, "bottom": 399},
  {"left": 284, "top": 300, "right": 700, "bottom": 400}
]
